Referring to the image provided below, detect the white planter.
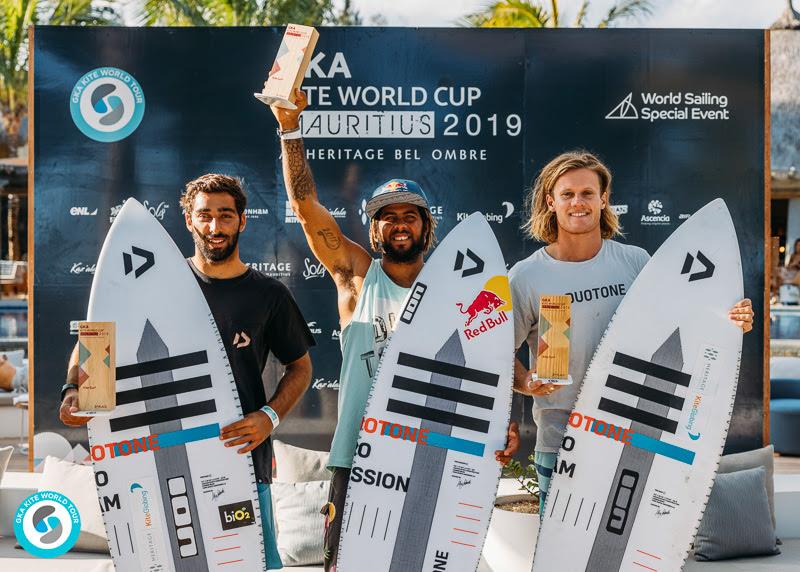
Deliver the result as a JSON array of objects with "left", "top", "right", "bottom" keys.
[{"left": 483, "top": 494, "right": 539, "bottom": 572}]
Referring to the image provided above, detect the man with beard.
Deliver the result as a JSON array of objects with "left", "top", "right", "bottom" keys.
[
  {"left": 270, "top": 90, "right": 519, "bottom": 572},
  {"left": 59, "top": 174, "right": 315, "bottom": 569}
]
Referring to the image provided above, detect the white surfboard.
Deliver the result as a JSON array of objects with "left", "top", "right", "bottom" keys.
[
  {"left": 532, "top": 199, "right": 743, "bottom": 571},
  {"left": 86, "top": 198, "right": 266, "bottom": 571},
  {"left": 337, "top": 213, "right": 514, "bottom": 572}
]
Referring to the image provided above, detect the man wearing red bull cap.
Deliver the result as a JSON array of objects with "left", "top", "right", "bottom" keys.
[
  {"left": 509, "top": 150, "right": 755, "bottom": 519},
  {"left": 269, "top": 89, "right": 520, "bottom": 571}
]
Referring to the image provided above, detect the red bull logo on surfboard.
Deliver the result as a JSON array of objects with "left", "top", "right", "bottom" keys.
[{"left": 457, "top": 275, "right": 512, "bottom": 340}]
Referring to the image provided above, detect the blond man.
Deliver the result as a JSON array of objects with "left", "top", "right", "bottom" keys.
[{"left": 509, "top": 150, "right": 754, "bottom": 515}]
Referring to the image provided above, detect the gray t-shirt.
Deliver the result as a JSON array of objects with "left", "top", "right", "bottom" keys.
[{"left": 509, "top": 239, "right": 650, "bottom": 453}]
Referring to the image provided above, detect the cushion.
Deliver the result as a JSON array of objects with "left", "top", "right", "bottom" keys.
[
  {"left": 718, "top": 445, "right": 775, "bottom": 528},
  {"left": 0, "top": 446, "right": 11, "bottom": 481},
  {"left": 694, "top": 466, "right": 779, "bottom": 561},
  {"left": 271, "top": 480, "right": 329, "bottom": 566},
  {"left": 273, "top": 440, "right": 330, "bottom": 483},
  {"left": 38, "top": 456, "right": 109, "bottom": 554}
]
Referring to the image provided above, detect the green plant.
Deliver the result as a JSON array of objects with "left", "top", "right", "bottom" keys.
[
  {"left": 461, "top": 0, "right": 654, "bottom": 28},
  {"left": 503, "top": 452, "right": 540, "bottom": 499}
]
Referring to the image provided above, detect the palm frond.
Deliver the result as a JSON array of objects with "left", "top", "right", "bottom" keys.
[
  {"left": 597, "top": 0, "right": 653, "bottom": 28},
  {"left": 573, "top": 0, "right": 589, "bottom": 27}
]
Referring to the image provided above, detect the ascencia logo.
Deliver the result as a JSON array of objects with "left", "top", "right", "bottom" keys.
[
  {"left": 642, "top": 199, "right": 671, "bottom": 225},
  {"left": 14, "top": 491, "right": 81, "bottom": 558},
  {"left": 647, "top": 200, "right": 663, "bottom": 215},
  {"left": 70, "top": 67, "right": 145, "bottom": 142}
]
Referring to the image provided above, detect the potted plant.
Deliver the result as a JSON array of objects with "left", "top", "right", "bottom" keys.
[{"left": 483, "top": 453, "right": 541, "bottom": 571}]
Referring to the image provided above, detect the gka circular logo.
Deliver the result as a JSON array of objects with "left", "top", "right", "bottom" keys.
[
  {"left": 70, "top": 67, "right": 145, "bottom": 142},
  {"left": 14, "top": 491, "right": 81, "bottom": 558},
  {"left": 647, "top": 199, "right": 663, "bottom": 215}
]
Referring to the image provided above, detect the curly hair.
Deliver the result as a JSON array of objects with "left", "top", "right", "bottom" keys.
[
  {"left": 368, "top": 206, "right": 438, "bottom": 254},
  {"left": 522, "top": 150, "right": 621, "bottom": 244},
  {"left": 180, "top": 173, "right": 247, "bottom": 215}
]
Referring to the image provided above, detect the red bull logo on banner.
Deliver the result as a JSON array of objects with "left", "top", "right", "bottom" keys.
[{"left": 457, "top": 275, "right": 512, "bottom": 340}]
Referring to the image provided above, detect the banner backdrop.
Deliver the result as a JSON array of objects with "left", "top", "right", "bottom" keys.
[{"left": 32, "top": 27, "right": 765, "bottom": 465}]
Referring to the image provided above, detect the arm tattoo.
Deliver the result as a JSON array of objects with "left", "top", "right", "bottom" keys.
[
  {"left": 281, "top": 138, "right": 316, "bottom": 202},
  {"left": 317, "top": 227, "right": 342, "bottom": 250}
]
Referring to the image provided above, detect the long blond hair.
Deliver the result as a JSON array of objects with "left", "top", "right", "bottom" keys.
[{"left": 523, "top": 150, "right": 622, "bottom": 244}]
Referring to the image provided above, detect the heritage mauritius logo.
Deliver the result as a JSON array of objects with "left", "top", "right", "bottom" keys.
[{"left": 70, "top": 67, "right": 145, "bottom": 143}]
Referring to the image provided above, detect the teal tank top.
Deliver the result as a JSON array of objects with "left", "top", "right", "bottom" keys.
[{"left": 328, "top": 259, "right": 409, "bottom": 469}]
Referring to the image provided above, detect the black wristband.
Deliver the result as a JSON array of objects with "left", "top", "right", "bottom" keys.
[{"left": 61, "top": 383, "right": 78, "bottom": 402}]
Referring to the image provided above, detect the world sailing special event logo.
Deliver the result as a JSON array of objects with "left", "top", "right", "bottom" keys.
[
  {"left": 70, "top": 67, "right": 145, "bottom": 142},
  {"left": 14, "top": 491, "right": 81, "bottom": 558}
]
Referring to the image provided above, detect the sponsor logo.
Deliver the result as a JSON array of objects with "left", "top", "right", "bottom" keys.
[
  {"left": 611, "top": 204, "right": 628, "bottom": 215},
  {"left": 303, "top": 258, "right": 327, "bottom": 280},
  {"left": 233, "top": 331, "right": 251, "bottom": 349},
  {"left": 331, "top": 329, "right": 341, "bottom": 340},
  {"left": 606, "top": 91, "right": 730, "bottom": 123},
  {"left": 70, "top": 262, "right": 96, "bottom": 275},
  {"left": 244, "top": 207, "right": 269, "bottom": 219},
  {"left": 14, "top": 491, "right": 81, "bottom": 558},
  {"left": 285, "top": 201, "right": 345, "bottom": 224},
  {"left": 453, "top": 249, "right": 484, "bottom": 278},
  {"left": 648, "top": 200, "right": 663, "bottom": 215},
  {"left": 383, "top": 181, "right": 408, "bottom": 192},
  {"left": 218, "top": 500, "right": 256, "bottom": 531},
  {"left": 70, "top": 67, "right": 145, "bottom": 142},
  {"left": 123, "top": 246, "right": 155, "bottom": 278},
  {"left": 641, "top": 199, "right": 671, "bottom": 226},
  {"left": 246, "top": 261, "right": 292, "bottom": 278},
  {"left": 307, "top": 322, "right": 322, "bottom": 335},
  {"left": 400, "top": 283, "right": 427, "bottom": 324},
  {"left": 678, "top": 213, "right": 691, "bottom": 220},
  {"left": 681, "top": 251, "right": 715, "bottom": 282},
  {"left": 457, "top": 275, "right": 512, "bottom": 340},
  {"left": 129, "top": 483, "right": 154, "bottom": 528},
  {"left": 110, "top": 200, "right": 169, "bottom": 223},
  {"left": 70, "top": 207, "right": 98, "bottom": 216},
  {"left": 311, "top": 377, "right": 340, "bottom": 390},
  {"left": 456, "top": 202, "right": 515, "bottom": 225}
]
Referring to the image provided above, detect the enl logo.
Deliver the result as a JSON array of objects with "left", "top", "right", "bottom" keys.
[
  {"left": 14, "top": 491, "right": 81, "bottom": 558},
  {"left": 70, "top": 67, "right": 145, "bottom": 142}
]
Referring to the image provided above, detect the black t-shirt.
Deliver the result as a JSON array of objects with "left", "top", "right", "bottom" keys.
[{"left": 188, "top": 260, "right": 315, "bottom": 483}]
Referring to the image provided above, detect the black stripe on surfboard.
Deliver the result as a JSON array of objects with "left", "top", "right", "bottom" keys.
[
  {"left": 392, "top": 375, "right": 494, "bottom": 409},
  {"left": 597, "top": 398, "right": 678, "bottom": 434},
  {"left": 605, "top": 375, "right": 685, "bottom": 410},
  {"left": 109, "top": 400, "right": 216, "bottom": 432},
  {"left": 116, "top": 375, "right": 213, "bottom": 405},
  {"left": 397, "top": 353, "right": 498, "bottom": 386},
  {"left": 612, "top": 352, "right": 690, "bottom": 387},
  {"left": 116, "top": 350, "right": 208, "bottom": 380},
  {"left": 386, "top": 399, "right": 490, "bottom": 433}
]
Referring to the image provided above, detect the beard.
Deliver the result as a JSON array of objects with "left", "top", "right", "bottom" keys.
[
  {"left": 192, "top": 226, "right": 240, "bottom": 263},
  {"left": 382, "top": 234, "right": 425, "bottom": 264}
]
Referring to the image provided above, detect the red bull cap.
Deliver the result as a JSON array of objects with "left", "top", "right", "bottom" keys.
[{"left": 365, "top": 179, "right": 431, "bottom": 219}]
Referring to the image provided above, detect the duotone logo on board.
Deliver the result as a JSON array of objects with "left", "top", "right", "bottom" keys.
[{"left": 70, "top": 67, "right": 145, "bottom": 142}]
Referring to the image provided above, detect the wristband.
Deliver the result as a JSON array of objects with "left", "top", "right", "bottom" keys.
[
  {"left": 277, "top": 126, "right": 302, "bottom": 141},
  {"left": 260, "top": 405, "right": 280, "bottom": 429},
  {"left": 61, "top": 383, "right": 78, "bottom": 401}
]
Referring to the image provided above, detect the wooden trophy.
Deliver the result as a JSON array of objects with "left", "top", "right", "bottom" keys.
[
  {"left": 254, "top": 24, "right": 319, "bottom": 110},
  {"left": 74, "top": 321, "right": 116, "bottom": 416},
  {"left": 535, "top": 295, "right": 572, "bottom": 385}
]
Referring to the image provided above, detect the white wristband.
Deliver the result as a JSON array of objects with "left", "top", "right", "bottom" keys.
[{"left": 260, "top": 405, "right": 280, "bottom": 428}]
